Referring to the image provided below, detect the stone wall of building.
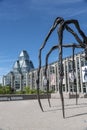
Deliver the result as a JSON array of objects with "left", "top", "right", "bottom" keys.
[{"left": 3, "top": 51, "right": 87, "bottom": 94}]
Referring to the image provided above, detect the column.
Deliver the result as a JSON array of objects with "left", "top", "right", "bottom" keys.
[
  {"left": 20, "top": 74, "right": 23, "bottom": 91},
  {"left": 35, "top": 71, "right": 37, "bottom": 89},
  {"left": 75, "top": 56, "right": 79, "bottom": 93},
  {"left": 48, "top": 65, "right": 51, "bottom": 90},
  {"left": 11, "top": 74, "right": 14, "bottom": 88},
  {"left": 2, "top": 76, "right": 5, "bottom": 86},
  {"left": 57, "top": 62, "right": 59, "bottom": 92},
  {"left": 40, "top": 68, "right": 43, "bottom": 91},
  {"left": 42, "top": 68, "right": 45, "bottom": 91},
  {"left": 63, "top": 60, "right": 67, "bottom": 92},
  {"left": 30, "top": 72, "right": 32, "bottom": 89},
  {"left": 66, "top": 59, "right": 70, "bottom": 93},
  {"left": 79, "top": 54, "right": 83, "bottom": 93},
  {"left": 26, "top": 72, "right": 29, "bottom": 87},
  {"left": 54, "top": 64, "right": 58, "bottom": 92},
  {"left": 47, "top": 65, "right": 51, "bottom": 91}
]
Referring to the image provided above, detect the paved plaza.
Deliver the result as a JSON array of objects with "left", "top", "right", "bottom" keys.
[{"left": 0, "top": 98, "right": 87, "bottom": 130}]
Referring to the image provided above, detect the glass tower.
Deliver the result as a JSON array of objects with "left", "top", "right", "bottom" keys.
[{"left": 3, "top": 50, "right": 34, "bottom": 90}]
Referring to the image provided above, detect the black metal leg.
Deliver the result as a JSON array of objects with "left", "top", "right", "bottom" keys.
[{"left": 36, "top": 16, "right": 87, "bottom": 119}]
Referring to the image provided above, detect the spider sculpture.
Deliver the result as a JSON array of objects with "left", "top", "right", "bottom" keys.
[{"left": 36, "top": 17, "right": 87, "bottom": 118}]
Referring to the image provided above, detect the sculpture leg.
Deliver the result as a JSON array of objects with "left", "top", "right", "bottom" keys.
[
  {"left": 47, "top": 79, "right": 51, "bottom": 107},
  {"left": 63, "top": 20, "right": 86, "bottom": 47},
  {"left": 72, "top": 47, "right": 78, "bottom": 105},
  {"left": 37, "top": 17, "right": 64, "bottom": 111},
  {"left": 36, "top": 78, "right": 44, "bottom": 112},
  {"left": 58, "top": 27, "right": 65, "bottom": 118},
  {"left": 59, "top": 80, "right": 65, "bottom": 118},
  {"left": 75, "top": 82, "right": 78, "bottom": 105},
  {"left": 45, "top": 45, "right": 58, "bottom": 107}
]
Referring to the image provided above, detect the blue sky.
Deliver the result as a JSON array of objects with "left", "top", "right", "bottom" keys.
[{"left": 0, "top": 0, "right": 87, "bottom": 82}]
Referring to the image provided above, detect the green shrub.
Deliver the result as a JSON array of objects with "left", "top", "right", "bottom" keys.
[
  {"left": 15, "top": 90, "right": 25, "bottom": 94},
  {"left": 0, "top": 87, "right": 4, "bottom": 94},
  {"left": 30, "top": 89, "right": 37, "bottom": 94},
  {"left": 24, "top": 86, "right": 30, "bottom": 94},
  {"left": 0, "top": 85, "right": 53, "bottom": 95},
  {"left": 5, "top": 86, "right": 11, "bottom": 94}
]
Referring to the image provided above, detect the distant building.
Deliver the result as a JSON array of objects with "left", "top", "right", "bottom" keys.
[
  {"left": 3, "top": 50, "right": 34, "bottom": 90},
  {"left": 3, "top": 50, "right": 87, "bottom": 95}
]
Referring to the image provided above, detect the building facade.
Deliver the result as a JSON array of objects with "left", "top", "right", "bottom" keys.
[
  {"left": 3, "top": 50, "right": 87, "bottom": 94},
  {"left": 3, "top": 50, "right": 34, "bottom": 90}
]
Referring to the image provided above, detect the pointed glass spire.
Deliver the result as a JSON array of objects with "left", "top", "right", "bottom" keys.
[
  {"left": 19, "top": 50, "right": 29, "bottom": 61},
  {"left": 13, "top": 60, "right": 20, "bottom": 69},
  {"left": 13, "top": 60, "right": 21, "bottom": 73},
  {"left": 13, "top": 50, "right": 34, "bottom": 73}
]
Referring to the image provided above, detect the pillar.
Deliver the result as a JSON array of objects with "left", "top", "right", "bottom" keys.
[
  {"left": 66, "top": 59, "right": 70, "bottom": 92},
  {"left": 75, "top": 56, "right": 79, "bottom": 93},
  {"left": 79, "top": 54, "right": 83, "bottom": 93}
]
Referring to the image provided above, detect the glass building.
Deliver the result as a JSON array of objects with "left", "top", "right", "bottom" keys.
[{"left": 3, "top": 50, "right": 34, "bottom": 90}]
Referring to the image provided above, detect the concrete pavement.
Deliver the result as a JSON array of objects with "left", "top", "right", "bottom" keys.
[{"left": 0, "top": 98, "right": 87, "bottom": 130}]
